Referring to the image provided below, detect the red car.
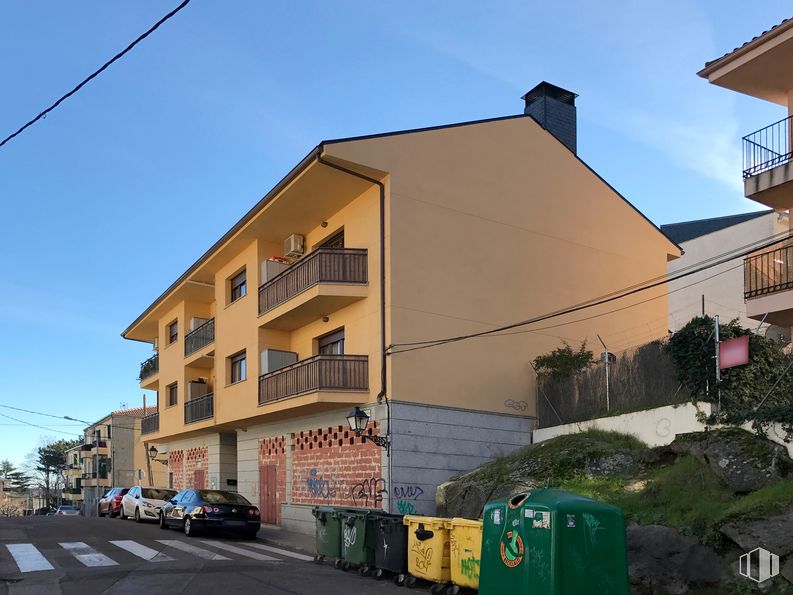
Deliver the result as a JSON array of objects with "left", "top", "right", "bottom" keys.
[{"left": 97, "top": 487, "right": 129, "bottom": 518}]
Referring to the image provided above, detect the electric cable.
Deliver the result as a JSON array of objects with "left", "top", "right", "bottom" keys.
[{"left": 0, "top": 0, "right": 192, "bottom": 149}]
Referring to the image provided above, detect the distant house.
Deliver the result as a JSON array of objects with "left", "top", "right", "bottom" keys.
[{"left": 662, "top": 209, "right": 790, "bottom": 342}]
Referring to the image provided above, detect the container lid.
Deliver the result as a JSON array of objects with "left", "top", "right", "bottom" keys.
[
  {"left": 403, "top": 515, "right": 449, "bottom": 527},
  {"left": 445, "top": 517, "right": 483, "bottom": 528}
]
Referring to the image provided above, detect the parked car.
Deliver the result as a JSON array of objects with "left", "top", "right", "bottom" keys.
[
  {"left": 120, "top": 486, "right": 177, "bottom": 522},
  {"left": 55, "top": 505, "right": 81, "bottom": 516},
  {"left": 159, "top": 489, "right": 260, "bottom": 538},
  {"left": 97, "top": 487, "right": 129, "bottom": 517}
]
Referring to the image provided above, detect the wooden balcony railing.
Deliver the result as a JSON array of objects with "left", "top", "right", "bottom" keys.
[
  {"left": 258, "top": 248, "right": 368, "bottom": 314},
  {"left": 745, "top": 245, "right": 793, "bottom": 299},
  {"left": 258, "top": 354, "right": 368, "bottom": 404},
  {"left": 141, "top": 413, "right": 159, "bottom": 435},
  {"left": 139, "top": 353, "right": 159, "bottom": 381},
  {"left": 185, "top": 393, "right": 214, "bottom": 424},
  {"left": 185, "top": 318, "right": 215, "bottom": 356}
]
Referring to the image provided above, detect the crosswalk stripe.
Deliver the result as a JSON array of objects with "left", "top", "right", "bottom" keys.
[
  {"left": 199, "top": 540, "right": 279, "bottom": 561},
  {"left": 242, "top": 542, "right": 313, "bottom": 562},
  {"left": 109, "top": 540, "right": 174, "bottom": 562},
  {"left": 59, "top": 542, "right": 118, "bottom": 567},
  {"left": 5, "top": 544, "right": 54, "bottom": 573},
  {"left": 156, "top": 540, "right": 230, "bottom": 561}
]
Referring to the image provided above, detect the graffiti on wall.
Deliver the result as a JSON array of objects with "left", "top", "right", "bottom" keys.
[
  {"left": 350, "top": 477, "right": 387, "bottom": 507},
  {"left": 394, "top": 484, "right": 424, "bottom": 515},
  {"left": 305, "top": 468, "right": 338, "bottom": 500}
]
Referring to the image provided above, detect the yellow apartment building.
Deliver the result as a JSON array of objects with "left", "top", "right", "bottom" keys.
[
  {"left": 123, "top": 82, "right": 680, "bottom": 532},
  {"left": 62, "top": 444, "right": 84, "bottom": 509},
  {"left": 81, "top": 407, "right": 165, "bottom": 516},
  {"left": 699, "top": 19, "right": 793, "bottom": 331}
]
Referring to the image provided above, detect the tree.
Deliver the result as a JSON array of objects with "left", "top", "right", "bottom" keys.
[
  {"left": 0, "top": 460, "right": 31, "bottom": 492},
  {"left": 533, "top": 341, "right": 595, "bottom": 380},
  {"left": 26, "top": 439, "right": 80, "bottom": 508}
]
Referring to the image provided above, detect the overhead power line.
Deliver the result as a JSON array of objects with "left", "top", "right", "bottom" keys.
[
  {"left": 0, "top": 413, "right": 82, "bottom": 438},
  {"left": 0, "top": 404, "right": 139, "bottom": 432},
  {"left": 388, "top": 229, "right": 793, "bottom": 355},
  {"left": 0, "top": 0, "right": 193, "bottom": 149}
]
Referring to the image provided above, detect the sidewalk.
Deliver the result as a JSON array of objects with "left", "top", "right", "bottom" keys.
[{"left": 256, "top": 524, "right": 315, "bottom": 556}]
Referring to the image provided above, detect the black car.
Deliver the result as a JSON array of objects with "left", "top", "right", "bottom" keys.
[{"left": 159, "top": 489, "right": 260, "bottom": 538}]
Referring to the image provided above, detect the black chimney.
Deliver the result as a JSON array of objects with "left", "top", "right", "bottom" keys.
[{"left": 522, "top": 82, "right": 578, "bottom": 154}]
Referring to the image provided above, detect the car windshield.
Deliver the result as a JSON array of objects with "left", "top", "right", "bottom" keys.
[
  {"left": 58, "top": 506, "right": 76, "bottom": 511},
  {"left": 197, "top": 490, "right": 251, "bottom": 505},
  {"left": 142, "top": 488, "right": 177, "bottom": 500}
]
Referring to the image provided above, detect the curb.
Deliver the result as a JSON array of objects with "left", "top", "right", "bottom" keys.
[{"left": 255, "top": 533, "right": 315, "bottom": 557}]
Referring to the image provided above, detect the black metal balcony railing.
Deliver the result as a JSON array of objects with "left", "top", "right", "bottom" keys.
[
  {"left": 141, "top": 413, "right": 159, "bottom": 435},
  {"left": 745, "top": 245, "right": 793, "bottom": 299},
  {"left": 185, "top": 318, "right": 215, "bottom": 356},
  {"left": 743, "top": 115, "right": 793, "bottom": 179},
  {"left": 258, "top": 248, "right": 368, "bottom": 314},
  {"left": 139, "top": 353, "right": 159, "bottom": 381},
  {"left": 67, "top": 488, "right": 81, "bottom": 495},
  {"left": 185, "top": 393, "right": 214, "bottom": 424},
  {"left": 259, "top": 354, "right": 368, "bottom": 404},
  {"left": 92, "top": 440, "right": 108, "bottom": 449}
]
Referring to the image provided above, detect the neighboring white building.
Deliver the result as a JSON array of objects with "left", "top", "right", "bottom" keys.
[{"left": 662, "top": 209, "right": 790, "bottom": 342}]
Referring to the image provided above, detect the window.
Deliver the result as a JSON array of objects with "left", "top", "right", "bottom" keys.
[
  {"left": 230, "top": 351, "right": 247, "bottom": 383},
  {"left": 230, "top": 269, "right": 247, "bottom": 302},
  {"left": 318, "top": 329, "right": 345, "bottom": 355},
  {"left": 319, "top": 229, "right": 344, "bottom": 249},
  {"left": 106, "top": 425, "right": 111, "bottom": 439},
  {"left": 168, "top": 320, "right": 178, "bottom": 344},
  {"left": 168, "top": 383, "right": 178, "bottom": 407}
]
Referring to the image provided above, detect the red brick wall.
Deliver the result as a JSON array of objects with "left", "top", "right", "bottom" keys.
[
  {"left": 291, "top": 422, "right": 384, "bottom": 508},
  {"left": 168, "top": 446, "right": 208, "bottom": 491},
  {"left": 258, "top": 436, "right": 286, "bottom": 524}
]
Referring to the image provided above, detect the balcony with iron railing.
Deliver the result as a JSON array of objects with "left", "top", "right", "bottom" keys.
[
  {"left": 185, "top": 393, "right": 214, "bottom": 424},
  {"left": 141, "top": 413, "right": 159, "bottom": 435},
  {"left": 742, "top": 115, "right": 793, "bottom": 207},
  {"left": 258, "top": 248, "right": 368, "bottom": 330},
  {"left": 185, "top": 318, "right": 215, "bottom": 357},
  {"left": 259, "top": 354, "right": 368, "bottom": 405},
  {"left": 139, "top": 353, "right": 159, "bottom": 383},
  {"left": 744, "top": 245, "right": 793, "bottom": 325}
]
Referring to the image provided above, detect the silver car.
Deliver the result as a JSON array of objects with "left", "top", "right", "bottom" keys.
[
  {"left": 121, "top": 486, "right": 177, "bottom": 522},
  {"left": 55, "top": 505, "right": 81, "bottom": 516}
]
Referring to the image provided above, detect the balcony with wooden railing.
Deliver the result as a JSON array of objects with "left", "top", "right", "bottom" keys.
[
  {"left": 185, "top": 393, "right": 214, "bottom": 425},
  {"left": 258, "top": 354, "right": 368, "bottom": 405},
  {"left": 141, "top": 413, "right": 159, "bottom": 435},
  {"left": 258, "top": 248, "right": 368, "bottom": 331}
]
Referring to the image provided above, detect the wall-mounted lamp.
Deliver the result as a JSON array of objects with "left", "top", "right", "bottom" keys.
[
  {"left": 321, "top": 221, "right": 328, "bottom": 228},
  {"left": 322, "top": 316, "right": 330, "bottom": 323},
  {"left": 346, "top": 407, "right": 389, "bottom": 449},
  {"left": 148, "top": 446, "right": 168, "bottom": 465}
]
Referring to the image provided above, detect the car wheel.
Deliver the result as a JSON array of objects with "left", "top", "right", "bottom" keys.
[
  {"left": 98, "top": 505, "right": 104, "bottom": 518},
  {"left": 134, "top": 508, "right": 141, "bottom": 523},
  {"left": 159, "top": 512, "right": 169, "bottom": 530},
  {"left": 184, "top": 516, "right": 197, "bottom": 537},
  {"left": 119, "top": 506, "right": 127, "bottom": 520}
]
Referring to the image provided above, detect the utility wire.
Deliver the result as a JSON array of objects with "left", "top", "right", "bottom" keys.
[
  {"left": 0, "top": 404, "right": 140, "bottom": 432},
  {"left": 0, "top": 413, "right": 82, "bottom": 438},
  {"left": 388, "top": 229, "right": 792, "bottom": 355},
  {"left": 0, "top": 0, "right": 193, "bottom": 149}
]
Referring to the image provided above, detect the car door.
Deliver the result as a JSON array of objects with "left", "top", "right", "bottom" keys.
[
  {"left": 125, "top": 487, "right": 138, "bottom": 516},
  {"left": 101, "top": 489, "right": 115, "bottom": 514}
]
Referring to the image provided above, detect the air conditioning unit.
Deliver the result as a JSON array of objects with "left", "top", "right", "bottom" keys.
[
  {"left": 260, "top": 349, "right": 298, "bottom": 375},
  {"left": 284, "top": 234, "right": 305, "bottom": 259}
]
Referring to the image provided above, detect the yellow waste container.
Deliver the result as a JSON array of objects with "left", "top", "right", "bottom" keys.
[
  {"left": 403, "top": 515, "right": 451, "bottom": 590},
  {"left": 446, "top": 518, "right": 483, "bottom": 593}
]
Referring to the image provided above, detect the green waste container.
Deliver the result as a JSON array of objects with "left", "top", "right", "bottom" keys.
[
  {"left": 339, "top": 508, "right": 377, "bottom": 574},
  {"left": 312, "top": 506, "right": 343, "bottom": 563},
  {"left": 479, "top": 488, "right": 629, "bottom": 595}
]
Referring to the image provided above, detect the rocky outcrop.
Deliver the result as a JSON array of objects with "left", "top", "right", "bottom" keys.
[
  {"left": 669, "top": 428, "right": 792, "bottom": 493},
  {"left": 626, "top": 524, "right": 726, "bottom": 594},
  {"left": 721, "top": 508, "right": 793, "bottom": 558}
]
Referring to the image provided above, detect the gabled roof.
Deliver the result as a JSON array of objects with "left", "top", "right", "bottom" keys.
[
  {"left": 660, "top": 210, "right": 773, "bottom": 244},
  {"left": 111, "top": 406, "right": 155, "bottom": 417},
  {"left": 699, "top": 17, "right": 793, "bottom": 74}
]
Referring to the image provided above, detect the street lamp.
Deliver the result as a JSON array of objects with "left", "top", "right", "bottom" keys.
[
  {"left": 148, "top": 446, "right": 158, "bottom": 460},
  {"left": 346, "top": 407, "right": 389, "bottom": 449}
]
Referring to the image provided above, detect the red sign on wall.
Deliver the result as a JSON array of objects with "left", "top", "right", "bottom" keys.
[{"left": 719, "top": 335, "right": 750, "bottom": 370}]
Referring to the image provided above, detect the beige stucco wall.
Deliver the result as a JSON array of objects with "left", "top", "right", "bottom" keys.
[
  {"left": 327, "top": 116, "right": 679, "bottom": 417},
  {"left": 667, "top": 212, "right": 789, "bottom": 335}
]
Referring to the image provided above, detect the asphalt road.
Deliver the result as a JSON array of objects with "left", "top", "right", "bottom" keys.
[{"left": 0, "top": 516, "right": 409, "bottom": 595}]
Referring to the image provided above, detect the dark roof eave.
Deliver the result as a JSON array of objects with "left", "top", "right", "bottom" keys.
[{"left": 121, "top": 145, "right": 322, "bottom": 340}]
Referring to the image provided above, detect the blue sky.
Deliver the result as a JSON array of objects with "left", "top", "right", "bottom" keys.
[{"left": 0, "top": 1, "right": 790, "bottom": 465}]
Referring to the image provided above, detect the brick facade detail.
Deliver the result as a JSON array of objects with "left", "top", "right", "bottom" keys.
[
  {"left": 168, "top": 446, "right": 208, "bottom": 491},
  {"left": 291, "top": 422, "right": 383, "bottom": 508}
]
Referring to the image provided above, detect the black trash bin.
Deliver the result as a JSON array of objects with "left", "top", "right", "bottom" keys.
[{"left": 372, "top": 512, "right": 408, "bottom": 584}]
